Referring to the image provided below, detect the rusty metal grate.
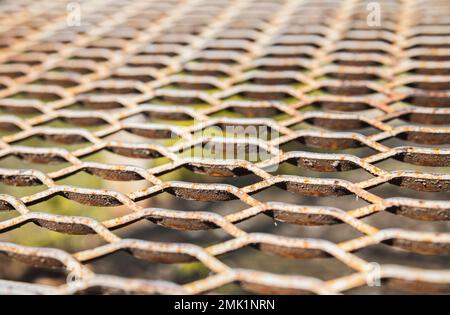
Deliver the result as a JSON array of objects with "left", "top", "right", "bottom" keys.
[{"left": 0, "top": 0, "right": 449, "bottom": 295}]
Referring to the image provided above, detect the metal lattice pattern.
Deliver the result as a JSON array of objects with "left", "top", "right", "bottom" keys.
[{"left": 0, "top": 0, "right": 449, "bottom": 294}]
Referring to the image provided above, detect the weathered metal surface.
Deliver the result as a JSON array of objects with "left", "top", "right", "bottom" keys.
[{"left": 0, "top": 0, "right": 449, "bottom": 295}]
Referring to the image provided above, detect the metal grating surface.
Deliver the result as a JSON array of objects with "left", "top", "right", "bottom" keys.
[{"left": 0, "top": 0, "right": 449, "bottom": 294}]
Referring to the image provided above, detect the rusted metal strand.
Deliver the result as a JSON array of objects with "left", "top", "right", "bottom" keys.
[{"left": 0, "top": 0, "right": 449, "bottom": 295}]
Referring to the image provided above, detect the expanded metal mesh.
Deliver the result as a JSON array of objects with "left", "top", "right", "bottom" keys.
[{"left": 0, "top": 0, "right": 449, "bottom": 294}]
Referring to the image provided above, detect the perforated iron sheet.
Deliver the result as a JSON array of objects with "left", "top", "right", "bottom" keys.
[{"left": 0, "top": 0, "right": 449, "bottom": 295}]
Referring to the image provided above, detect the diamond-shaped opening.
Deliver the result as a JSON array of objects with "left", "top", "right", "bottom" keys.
[{"left": 8, "top": 91, "right": 61, "bottom": 102}]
